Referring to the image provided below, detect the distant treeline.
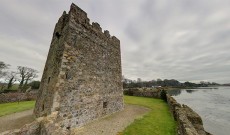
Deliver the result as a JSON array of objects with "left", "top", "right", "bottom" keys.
[
  {"left": 222, "top": 83, "right": 230, "bottom": 86},
  {"left": 122, "top": 77, "right": 220, "bottom": 89}
]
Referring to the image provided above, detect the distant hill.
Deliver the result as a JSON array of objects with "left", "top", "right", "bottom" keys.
[{"left": 222, "top": 83, "right": 230, "bottom": 86}]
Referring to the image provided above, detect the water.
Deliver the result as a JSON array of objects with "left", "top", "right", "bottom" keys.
[{"left": 168, "top": 87, "right": 230, "bottom": 135}]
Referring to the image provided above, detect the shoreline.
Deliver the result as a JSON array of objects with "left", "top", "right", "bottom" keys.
[
  {"left": 166, "top": 94, "right": 212, "bottom": 135},
  {"left": 170, "top": 87, "right": 230, "bottom": 135}
]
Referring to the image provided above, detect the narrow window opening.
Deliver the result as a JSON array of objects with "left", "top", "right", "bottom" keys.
[
  {"left": 48, "top": 77, "right": 51, "bottom": 83},
  {"left": 66, "top": 72, "right": 68, "bottom": 79},
  {"left": 66, "top": 127, "right": 71, "bottom": 130},
  {"left": 66, "top": 72, "right": 71, "bottom": 80},
  {"left": 103, "top": 102, "right": 108, "bottom": 108},
  {"left": 55, "top": 32, "right": 61, "bottom": 39},
  {"left": 42, "top": 104, "right": 45, "bottom": 111}
]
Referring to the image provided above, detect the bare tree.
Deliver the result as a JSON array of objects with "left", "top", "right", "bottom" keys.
[
  {"left": 0, "top": 61, "right": 10, "bottom": 91},
  {"left": 5, "top": 71, "right": 18, "bottom": 89},
  {"left": 18, "top": 66, "right": 27, "bottom": 88},
  {"left": 0, "top": 83, "right": 7, "bottom": 91},
  {"left": 17, "top": 66, "right": 38, "bottom": 92},
  {"left": 0, "top": 61, "right": 10, "bottom": 78},
  {"left": 0, "top": 61, "right": 8, "bottom": 69},
  {"left": 24, "top": 68, "right": 38, "bottom": 86}
]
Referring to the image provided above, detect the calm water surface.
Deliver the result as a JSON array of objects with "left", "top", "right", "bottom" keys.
[{"left": 168, "top": 86, "right": 230, "bottom": 135}]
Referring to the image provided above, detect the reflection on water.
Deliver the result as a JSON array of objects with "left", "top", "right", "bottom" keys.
[
  {"left": 186, "top": 89, "right": 197, "bottom": 93},
  {"left": 168, "top": 89, "right": 199, "bottom": 96},
  {"left": 167, "top": 89, "right": 181, "bottom": 96},
  {"left": 169, "top": 87, "right": 230, "bottom": 135}
]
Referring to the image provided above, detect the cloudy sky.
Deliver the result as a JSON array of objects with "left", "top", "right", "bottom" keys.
[{"left": 0, "top": 0, "right": 230, "bottom": 83}]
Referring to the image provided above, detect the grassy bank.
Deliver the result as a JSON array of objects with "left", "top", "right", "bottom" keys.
[
  {"left": 0, "top": 97, "right": 177, "bottom": 134},
  {"left": 122, "top": 96, "right": 177, "bottom": 135},
  {"left": 0, "top": 101, "right": 35, "bottom": 117}
]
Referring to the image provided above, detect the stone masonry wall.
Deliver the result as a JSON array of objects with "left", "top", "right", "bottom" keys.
[
  {"left": 166, "top": 94, "right": 212, "bottom": 135},
  {"left": 34, "top": 11, "right": 69, "bottom": 117},
  {"left": 34, "top": 3, "right": 123, "bottom": 130}
]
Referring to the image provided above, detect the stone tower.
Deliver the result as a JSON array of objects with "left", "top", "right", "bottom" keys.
[{"left": 34, "top": 3, "right": 123, "bottom": 128}]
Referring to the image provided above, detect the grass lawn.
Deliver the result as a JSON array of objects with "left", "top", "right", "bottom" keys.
[
  {"left": 122, "top": 96, "right": 177, "bottom": 135},
  {"left": 0, "top": 101, "right": 35, "bottom": 117}
]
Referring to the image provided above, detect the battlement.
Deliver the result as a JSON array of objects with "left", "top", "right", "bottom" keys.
[
  {"left": 70, "top": 3, "right": 87, "bottom": 17},
  {"left": 67, "top": 3, "right": 119, "bottom": 44},
  {"left": 92, "top": 22, "right": 102, "bottom": 31}
]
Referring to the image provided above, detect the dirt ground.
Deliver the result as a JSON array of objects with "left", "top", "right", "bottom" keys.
[
  {"left": 71, "top": 104, "right": 150, "bottom": 135},
  {"left": 0, "top": 104, "right": 149, "bottom": 135},
  {"left": 0, "top": 109, "right": 35, "bottom": 133}
]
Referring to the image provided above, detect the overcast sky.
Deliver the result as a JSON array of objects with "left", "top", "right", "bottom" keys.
[{"left": 0, "top": 0, "right": 230, "bottom": 83}]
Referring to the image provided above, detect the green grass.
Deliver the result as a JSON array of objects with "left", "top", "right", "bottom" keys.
[
  {"left": 0, "top": 101, "right": 35, "bottom": 117},
  {"left": 0, "top": 96, "right": 177, "bottom": 134},
  {"left": 122, "top": 96, "right": 177, "bottom": 135},
  {"left": 0, "top": 84, "right": 19, "bottom": 91},
  {"left": 10, "top": 84, "right": 19, "bottom": 90}
]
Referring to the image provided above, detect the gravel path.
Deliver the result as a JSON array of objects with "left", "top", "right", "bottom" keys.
[
  {"left": 71, "top": 104, "right": 150, "bottom": 135},
  {"left": 0, "top": 109, "right": 35, "bottom": 133}
]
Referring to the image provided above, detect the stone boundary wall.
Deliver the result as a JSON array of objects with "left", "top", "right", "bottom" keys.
[
  {"left": 166, "top": 94, "right": 212, "bottom": 135},
  {"left": 124, "top": 88, "right": 212, "bottom": 135},
  {"left": 123, "top": 88, "right": 162, "bottom": 98},
  {"left": 0, "top": 91, "right": 37, "bottom": 104}
]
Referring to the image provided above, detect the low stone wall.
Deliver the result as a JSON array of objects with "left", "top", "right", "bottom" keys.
[
  {"left": 166, "top": 94, "right": 212, "bottom": 135},
  {"left": 0, "top": 91, "right": 37, "bottom": 104},
  {"left": 123, "top": 89, "right": 212, "bottom": 135},
  {"left": 124, "top": 88, "right": 162, "bottom": 98}
]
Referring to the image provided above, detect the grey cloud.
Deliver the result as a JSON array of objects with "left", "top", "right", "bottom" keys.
[
  {"left": 0, "top": 0, "right": 230, "bottom": 83},
  {"left": 121, "top": 0, "right": 230, "bottom": 83}
]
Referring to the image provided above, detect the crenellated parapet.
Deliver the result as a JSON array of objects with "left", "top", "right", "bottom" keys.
[
  {"left": 69, "top": 3, "right": 89, "bottom": 24},
  {"left": 62, "top": 3, "right": 120, "bottom": 45}
]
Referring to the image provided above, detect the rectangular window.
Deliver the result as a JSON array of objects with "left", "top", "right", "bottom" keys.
[
  {"left": 48, "top": 77, "right": 51, "bottom": 83},
  {"left": 103, "top": 102, "right": 108, "bottom": 108},
  {"left": 42, "top": 104, "right": 45, "bottom": 111}
]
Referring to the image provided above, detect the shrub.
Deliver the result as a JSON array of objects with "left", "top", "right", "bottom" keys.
[
  {"left": 160, "top": 90, "right": 167, "bottom": 102},
  {"left": 29, "top": 81, "right": 40, "bottom": 89}
]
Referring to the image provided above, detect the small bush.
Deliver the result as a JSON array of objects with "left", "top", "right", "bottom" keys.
[
  {"left": 123, "top": 88, "right": 139, "bottom": 96},
  {"left": 160, "top": 90, "right": 167, "bottom": 102},
  {"left": 29, "top": 81, "right": 40, "bottom": 89},
  {"left": 123, "top": 89, "right": 134, "bottom": 96}
]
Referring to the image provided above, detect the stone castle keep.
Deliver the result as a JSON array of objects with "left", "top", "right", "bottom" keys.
[{"left": 34, "top": 3, "right": 123, "bottom": 129}]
